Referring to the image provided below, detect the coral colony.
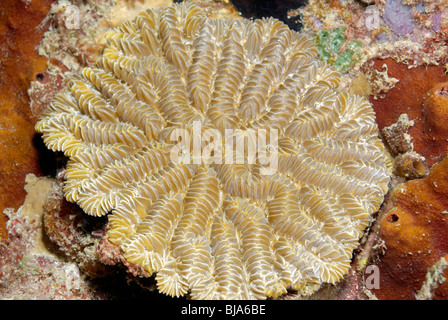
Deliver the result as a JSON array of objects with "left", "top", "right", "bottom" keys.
[{"left": 36, "top": 3, "right": 390, "bottom": 299}]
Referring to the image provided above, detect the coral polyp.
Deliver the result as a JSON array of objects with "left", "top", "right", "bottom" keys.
[{"left": 35, "top": 3, "right": 390, "bottom": 299}]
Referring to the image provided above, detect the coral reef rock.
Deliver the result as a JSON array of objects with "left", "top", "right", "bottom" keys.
[
  {"left": 43, "top": 179, "right": 112, "bottom": 278},
  {"left": 36, "top": 3, "right": 391, "bottom": 299},
  {"left": 382, "top": 113, "right": 428, "bottom": 179}
]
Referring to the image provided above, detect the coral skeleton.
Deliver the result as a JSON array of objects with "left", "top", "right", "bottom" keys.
[{"left": 36, "top": 3, "right": 390, "bottom": 299}]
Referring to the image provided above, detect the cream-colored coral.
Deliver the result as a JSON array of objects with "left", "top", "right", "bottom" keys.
[{"left": 35, "top": 3, "right": 391, "bottom": 299}]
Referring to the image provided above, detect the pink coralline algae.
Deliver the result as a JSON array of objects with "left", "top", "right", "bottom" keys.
[
  {"left": 383, "top": 0, "right": 416, "bottom": 36},
  {"left": 42, "top": 179, "right": 113, "bottom": 278}
]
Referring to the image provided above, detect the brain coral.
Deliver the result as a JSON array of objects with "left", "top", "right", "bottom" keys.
[{"left": 35, "top": 3, "right": 391, "bottom": 299}]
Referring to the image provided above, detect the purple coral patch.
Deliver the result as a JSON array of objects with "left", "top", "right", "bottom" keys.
[
  {"left": 383, "top": 0, "right": 416, "bottom": 35},
  {"left": 434, "top": 13, "right": 441, "bottom": 32}
]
